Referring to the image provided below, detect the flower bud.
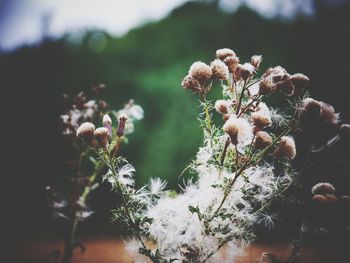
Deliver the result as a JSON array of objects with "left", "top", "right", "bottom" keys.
[
  {"left": 223, "top": 117, "right": 253, "bottom": 145},
  {"left": 312, "top": 194, "right": 328, "bottom": 204},
  {"left": 103, "top": 114, "right": 112, "bottom": 137},
  {"left": 235, "top": 63, "right": 255, "bottom": 80},
  {"left": 273, "top": 136, "right": 296, "bottom": 159},
  {"left": 275, "top": 79, "right": 294, "bottom": 96},
  {"left": 182, "top": 75, "right": 201, "bottom": 93},
  {"left": 76, "top": 122, "right": 95, "bottom": 143},
  {"left": 210, "top": 59, "right": 229, "bottom": 80},
  {"left": 259, "top": 78, "right": 276, "bottom": 95},
  {"left": 253, "top": 131, "right": 273, "bottom": 149},
  {"left": 325, "top": 194, "right": 338, "bottom": 203},
  {"left": 214, "top": 100, "right": 231, "bottom": 114},
  {"left": 251, "top": 111, "right": 272, "bottom": 132},
  {"left": 251, "top": 55, "right": 262, "bottom": 68},
  {"left": 188, "top": 61, "right": 212, "bottom": 82},
  {"left": 290, "top": 73, "right": 309, "bottom": 95},
  {"left": 94, "top": 127, "right": 110, "bottom": 148},
  {"left": 216, "top": 48, "right": 236, "bottom": 60},
  {"left": 117, "top": 113, "right": 128, "bottom": 137},
  {"left": 223, "top": 55, "right": 240, "bottom": 73}
]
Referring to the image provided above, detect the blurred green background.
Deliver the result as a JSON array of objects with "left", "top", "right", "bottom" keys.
[{"left": 1, "top": 1, "right": 350, "bottom": 240}]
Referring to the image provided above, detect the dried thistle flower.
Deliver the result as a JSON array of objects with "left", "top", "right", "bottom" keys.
[
  {"left": 235, "top": 63, "right": 255, "bottom": 80},
  {"left": 182, "top": 74, "right": 201, "bottom": 93},
  {"left": 210, "top": 59, "right": 229, "bottom": 80},
  {"left": 216, "top": 48, "right": 236, "bottom": 60},
  {"left": 117, "top": 113, "right": 128, "bottom": 137},
  {"left": 223, "top": 117, "right": 253, "bottom": 145},
  {"left": 320, "top": 101, "right": 339, "bottom": 127},
  {"left": 103, "top": 114, "right": 112, "bottom": 137},
  {"left": 223, "top": 55, "right": 240, "bottom": 73},
  {"left": 215, "top": 100, "right": 231, "bottom": 114},
  {"left": 299, "top": 98, "right": 322, "bottom": 121},
  {"left": 273, "top": 136, "right": 296, "bottom": 159},
  {"left": 94, "top": 127, "right": 110, "bottom": 148},
  {"left": 262, "top": 66, "right": 288, "bottom": 78},
  {"left": 259, "top": 78, "right": 276, "bottom": 95},
  {"left": 325, "top": 194, "right": 338, "bottom": 203},
  {"left": 254, "top": 131, "right": 273, "bottom": 149},
  {"left": 76, "top": 122, "right": 95, "bottom": 143},
  {"left": 290, "top": 73, "right": 309, "bottom": 95},
  {"left": 311, "top": 182, "right": 336, "bottom": 195},
  {"left": 251, "top": 55, "right": 262, "bottom": 69},
  {"left": 275, "top": 78, "right": 294, "bottom": 96},
  {"left": 251, "top": 111, "right": 272, "bottom": 131},
  {"left": 189, "top": 61, "right": 212, "bottom": 82}
]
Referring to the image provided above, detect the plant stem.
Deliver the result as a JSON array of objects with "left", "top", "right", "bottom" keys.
[{"left": 236, "top": 80, "right": 247, "bottom": 115}]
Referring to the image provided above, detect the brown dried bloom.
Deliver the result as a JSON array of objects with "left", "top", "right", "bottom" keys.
[
  {"left": 215, "top": 100, "right": 231, "bottom": 114},
  {"left": 275, "top": 78, "right": 295, "bottom": 96},
  {"left": 189, "top": 61, "right": 212, "bottom": 82},
  {"left": 117, "top": 113, "right": 128, "bottom": 137},
  {"left": 253, "top": 131, "right": 273, "bottom": 149},
  {"left": 76, "top": 122, "right": 95, "bottom": 143},
  {"left": 290, "top": 73, "right": 309, "bottom": 95},
  {"left": 216, "top": 48, "right": 236, "bottom": 60},
  {"left": 223, "top": 117, "right": 253, "bottom": 145},
  {"left": 94, "top": 127, "right": 110, "bottom": 148},
  {"left": 251, "top": 55, "right": 262, "bottom": 68},
  {"left": 182, "top": 75, "right": 201, "bottom": 93},
  {"left": 235, "top": 63, "right": 255, "bottom": 80},
  {"left": 273, "top": 136, "right": 296, "bottom": 159},
  {"left": 325, "top": 194, "right": 338, "bottom": 203},
  {"left": 320, "top": 102, "right": 339, "bottom": 127},
  {"left": 311, "top": 182, "right": 336, "bottom": 195},
  {"left": 251, "top": 111, "right": 272, "bottom": 131},
  {"left": 259, "top": 78, "right": 276, "bottom": 95},
  {"left": 210, "top": 59, "right": 229, "bottom": 80},
  {"left": 262, "top": 66, "right": 288, "bottom": 78},
  {"left": 223, "top": 55, "right": 240, "bottom": 73}
]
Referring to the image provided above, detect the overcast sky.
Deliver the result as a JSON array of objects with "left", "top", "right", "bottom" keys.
[{"left": 0, "top": 0, "right": 315, "bottom": 51}]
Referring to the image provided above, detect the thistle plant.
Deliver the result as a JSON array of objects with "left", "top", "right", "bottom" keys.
[
  {"left": 46, "top": 85, "right": 143, "bottom": 263},
  {"left": 93, "top": 47, "right": 313, "bottom": 263}
]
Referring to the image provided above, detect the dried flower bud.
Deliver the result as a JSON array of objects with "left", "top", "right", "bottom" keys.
[
  {"left": 94, "top": 127, "right": 110, "bottom": 148},
  {"left": 275, "top": 79, "right": 294, "bottom": 96},
  {"left": 320, "top": 102, "right": 339, "bottom": 127},
  {"left": 76, "top": 122, "right": 95, "bottom": 143},
  {"left": 223, "top": 117, "right": 253, "bottom": 145},
  {"left": 103, "top": 114, "right": 112, "bottom": 137},
  {"left": 251, "top": 55, "right": 262, "bottom": 68},
  {"left": 216, "top": 48, "right": 236, "bottom": 60},
  {"left": 215, "top": 100, "right": 231, "bottom": 114},
  {"left": 253, "top": 131, "right": 273, "bottom": 149},
  {"left": 259, "top": 78, "right": 276, "bottom": 95},
  {"left": 222, "top": 56, "right": 239, "bottom": 75},
  {"left": 210, "top": 59, "right": 229, "bottom": 80},
  {"left": 235, "top": 63, "right": 255, "bottom": 80},
  {"left": 273, "top": 136, "right": 296, "bottom": 159},
  {"left": 188, "top": 61, "right": 212, "bottom": 82},
  {"left": 262, "top": 66, "right": 288, "bottom": 78},
  {"left": 312, "top": 194, "right": 328, "bottom": 204},
  {"left": 311, "top": 182, "right": 336, "bottom": 195},
  {"left": 300, "top": 98, "right": 322, "bottom": 120},
  {"left": 182, "top": 75, "right": 201, "bottom": 93},
  {"left": 290, "top": 73, "right": 309, "bottom": 95},
  {"left": 251, "top": 111, "right": 272, "bottom": 131},
  {"left": 117, "top": 113, "right": 128, "bottom": 137}
]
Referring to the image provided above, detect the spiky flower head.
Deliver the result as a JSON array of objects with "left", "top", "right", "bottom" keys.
[
  {"left": 275, "top": 78, "right": 294, "bottom": 96},
  {"left": 76, "top": 122, "right": 95, "bottom": 143},
  {"left": 216, "top": 48, "right": 236, "bottom": 60},
  {"left": 251, "top": 55, "right": 262, "bottom": 68},
  {"left": 273, "top": 136, "right": 296, "bottom": 159},
  {"left": 210, "top": 59, "right": 229, "bottom": 80},
  {"left": 259, "top": 78, "right": 276, "bottom": 95},
  {"left": 94, "top": 127, "right": 110, "bottom": 148},
  {"left": 311, "top": 182, "right": 336, "bottom": 195},
  {"left": 188, "top": 61, "right": 212, "bottom": 82},
  {"left": 251, "top": 111, "right": 272, "bottom": 131},
  {"left": 235, "top": 63, "right": 255, "bottom": 80},
  {"left": 215, "top": 100, "right": 231, "bottom": 114},
  {"left": 253, "top": 131, "right": 273, "bottom": 149},
  {"left": 290, "top": 73, "right": 309, "bottom": 95},
  {"left": 223, "top": 55, "right": 240, "bottom": 73},
  {"left": 182, "top": 75, "right": 201, "bottom": 93},
  {"left": 223, "top": 117, "right": 253, "bottom": 145},
  {"left": 117, "top": 113, "right": 128, "bottom": 137}
]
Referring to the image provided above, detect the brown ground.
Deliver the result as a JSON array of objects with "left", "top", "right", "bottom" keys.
[{"left": 10, "top": 238, "right": 341, "bottom": 263}]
